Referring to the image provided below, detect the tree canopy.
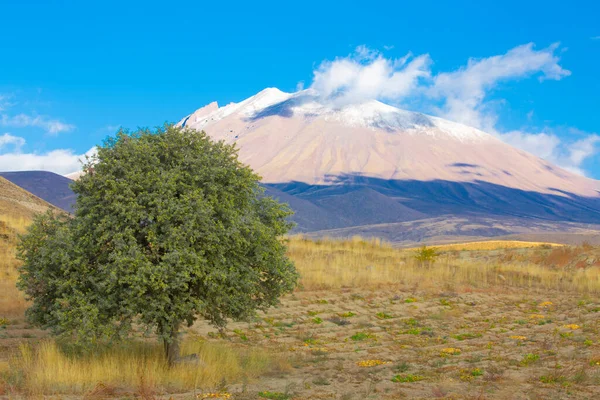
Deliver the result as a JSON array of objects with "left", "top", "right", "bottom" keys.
[{"left": 17, "top": 124, "right": 298, "bottom": 363}]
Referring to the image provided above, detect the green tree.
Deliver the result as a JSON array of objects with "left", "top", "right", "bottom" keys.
[
  {"left": 17, "top": 125, "right": 298, "bottom": 364},
  {"left": 413, "top": 245, "right": 438, "bottom": 267}
]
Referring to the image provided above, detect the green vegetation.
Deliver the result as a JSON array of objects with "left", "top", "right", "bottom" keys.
[
  {"left": 16, "top": 125, "right": 298, "bottom": 364},
  {"left": 391, "top": 374, "right": 424, "bottom": 383},
  {"left": 452, "top": 332, "right": 483, "bottom": 341},
  {"left": 258, "top": 391, "right": 291, "bottom": 399},
  {"left": 339, "top": 311, "right": 356, "bottom": 318},
  {"left": 350, "top": 332, "right": 375, "bottom": 341},
  {"left": 413, "top": 245, "right": 438, "bottom": 266},
  {"left": 521, "top": 353, "right": 540, "bottom": 366}
]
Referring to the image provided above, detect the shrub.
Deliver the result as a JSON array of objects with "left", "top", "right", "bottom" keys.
[{"left": 414, "top": 246, "right": 438, "bottom": 266}]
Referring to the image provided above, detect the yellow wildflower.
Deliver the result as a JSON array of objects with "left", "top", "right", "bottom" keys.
[
  {"left": 198, "top": 393, "right": 232, "bottom": 399},
  {"left": 510, "top": 335, "right": 527, "bottom": 340},
  {"left": 563, "top": 324, "right": 580, "bottom": 330},
  {"left": 441, "top": 347, "right": 461, "bottom": 355},
  {"left": 356, "top": 359, "right": 392, "bottom": 367},
  {"left": 311, "top": 347, "right": 328, "bottom": 353},
  {"left": 529, "top": 314, "right": 545, "bottom": 319},
  {"left": 539, "top": 301, "right": 553, "bottom": 307}
]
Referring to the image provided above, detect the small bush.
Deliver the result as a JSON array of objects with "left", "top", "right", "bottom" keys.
[
  {"left": 375, "top": 312, "right": 393, "bottom": 319},
  {"left": 391, "top": 374, "right": 424, "bottom": 383},
  {"left": 520, "top": 353, "right": 540, "bottom": 366},
  {"left": 339, "top": 312, "right": 356, "bottom": 318},
  {"left": 452, "top": 332, "right": 482, "bottom": 341},
  {"left": 350, "top": 332, "right": 375, "bottom": 341},
  {"left": 414, "top": 246, "right": 438, "bottom": 266}
]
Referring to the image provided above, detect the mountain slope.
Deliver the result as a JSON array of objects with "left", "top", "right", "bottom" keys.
[
  {"left": 302, "top": 215, "right": 600, "bottom": 248},
  {"left": 0, "top": 176, "right": 60, "bottom": 220},
  {"left": 177, "top": 88, "right": 600, "bottom": 236},
  {"left": 0, "top": 171, "right": 77, "bottom": 212},
  {"left": 180, "top": 88, "right": 600, "bottom": 197},
  {"left": 0, "top": 176, "right": 63, "bottom": 317}
]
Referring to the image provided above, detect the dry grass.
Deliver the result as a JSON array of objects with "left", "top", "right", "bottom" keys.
[
  {"left": 0, "top": 215, "right": 29, "bottom": 317},
  {"left": 408, "top": 240, "right": 563, "bottom": 251},
  {"left": 0, "top": 176, "right": 61, "bottom": 318},
  {"left": 4, "top": 338, "right": 288, "bottom": 395},
  {"left": 2, "top": 234, "right": 600, "bottom": 397},
  {"left": 287, "top": 236, "right": 600, "bottom": 294}
]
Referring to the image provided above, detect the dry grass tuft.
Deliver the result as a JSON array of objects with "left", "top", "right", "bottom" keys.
[{"left": 3, "top": 339, "right": 287, "bottom": 394}]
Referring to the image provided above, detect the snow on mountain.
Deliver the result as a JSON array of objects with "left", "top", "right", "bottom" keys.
[
  {"left": 181, "top": 88, "right": 490, "bottom": 141},
  {"left": 65, "top": 170, "right": 85, "bottom": 180},
  {"left": 179, "top": 88, "right": 600, "bottom": 198}
]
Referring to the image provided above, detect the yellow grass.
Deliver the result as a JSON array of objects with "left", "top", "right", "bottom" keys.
[
  {"left": 0, "top": 215, "right": 29, "bottom": 317},
  {"left": 2, "top": 234, "right": 599, "bottom": 395},
  {"left": 287, "top": 236, "right": 600, "bottom": 293},
  {"left": 6, "top": 339, "right": 288, "bottom": 394},
  {"left": 409, "top": 240, "right": 564, "bottom": 251}
]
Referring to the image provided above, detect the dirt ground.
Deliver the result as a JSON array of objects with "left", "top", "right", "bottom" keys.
[
  {"left": 180, "top": 286, "right": 600, "bottom": 400},
  {"left": 2, "top": 287, "right": 600, "bottom": 399}
]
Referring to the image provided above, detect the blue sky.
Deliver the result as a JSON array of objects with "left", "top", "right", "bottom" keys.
[{"left": 0, "top": 0, "right": 599, "bottom": 177}]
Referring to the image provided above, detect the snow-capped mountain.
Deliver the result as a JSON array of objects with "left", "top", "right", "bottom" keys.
[
  {"left": 179, "top": 88, "right": 600, "bottom": 198},
  {"left": 50, "top": 87, "right": 600, "bottom": 243}
]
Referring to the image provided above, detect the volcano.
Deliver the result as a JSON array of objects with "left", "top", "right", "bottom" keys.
[{"left": 176, "top": 88, "right": 600, "bottom": 243}]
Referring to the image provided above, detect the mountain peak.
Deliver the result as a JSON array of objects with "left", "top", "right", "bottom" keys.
[
  {"left": 181, "top": 88, "right": 492, "bottom": 142},
  {"left": 177, "top": 87, "right": 599, "bottom": 197}
]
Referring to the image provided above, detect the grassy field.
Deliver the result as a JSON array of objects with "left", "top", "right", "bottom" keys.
[
  {"left": 1, "top": 236, "right": 600, "bottom": 398},
  {"left": 288, "top": 236, "right": 600, "bottom": 294},
  {"left": 0, "top": 215, "right": 29, "bottom": 318}
]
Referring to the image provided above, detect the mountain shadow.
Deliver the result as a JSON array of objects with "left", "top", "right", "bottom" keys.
[
  {"left": 4, "top": 170, "right": 600, "bottom": 244},
  {"left": 265, "top": 174, "right": 600, "bottom": 231}
]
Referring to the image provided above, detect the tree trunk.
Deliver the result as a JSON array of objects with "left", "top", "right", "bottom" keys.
[{"left": 162, "top": 323, "right": 181, "bottom": 367}]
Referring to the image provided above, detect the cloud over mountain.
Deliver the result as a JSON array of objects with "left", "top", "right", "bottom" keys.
[
  {"left": 0, "top": 132, "right": 94, "bottom": 174},
  {"left": 307, "top": 44, "right": 596, "bottom": 176},
  {"left": 310, "top": 46, "right": 431, "bottom": 107}
]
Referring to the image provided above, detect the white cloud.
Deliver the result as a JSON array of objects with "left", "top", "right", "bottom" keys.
[
  {"left": 0, "top": 133, "right": 26, "bottom": 152},
  {"left": 0, "top": 94, "right": 13, "bottom": 112},
  {"left": 498, "top": 130, "right": 599, "bottom": 177},
  {"left": 564, "top": 134, "right": 600, "bottom": 175},
  {"left": 307, "top": 43, "right": 600, "bottom": 176},
  {"left": 0, "top": 113, "right": 75, "bottom": 134},
  {"left": 310, "top": 47, "right": 431, "bottom": 107},
  {"left": 0, "top": 149, "right": 93, "bottom": 175},
  {"left": 431, "top": 43, "right": 570, "bottom": 130},
  {"left": 0, "top": 133, "right": 94, "bottom": 175}
]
